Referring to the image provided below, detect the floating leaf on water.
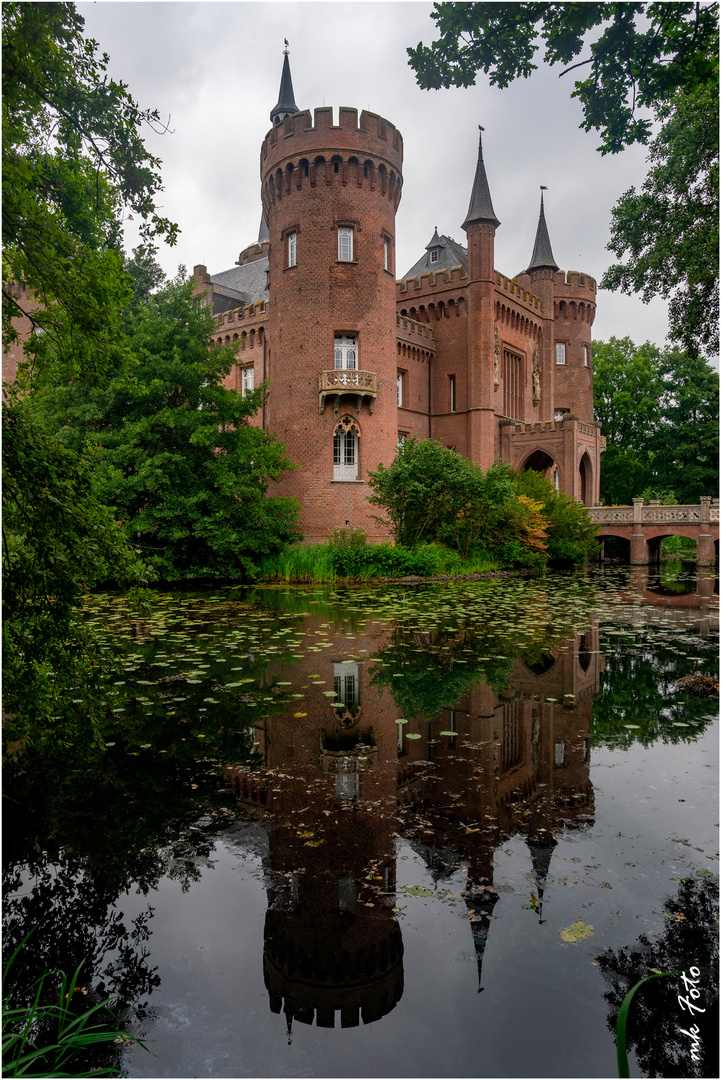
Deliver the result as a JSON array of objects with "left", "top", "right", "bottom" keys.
[
  {"left": 402, "top": 885, "right": 432, "bottom": 897},
  {"left": 395, "top": 718, "right": 408, "bottom": 725},
  {"left": 104, "top": 742, "right": 115, "bottom": 748},
  {"left": 560, "top": 920, "right": 595, "bottom": 943},
  {"left": 439, "top": 731, "right": 456, "bottom": 736},
  {"left": 294, "top": 712, "right": 308, "bottom": 717},
  {"left": 624, "top": 725, "right": 641, "bottom": 729},
  {"left": 696, "top": 868, "right": 714, "bottom": 878},
  {"left": 406, "top": 733, "right": 421, "bottom": 740}
]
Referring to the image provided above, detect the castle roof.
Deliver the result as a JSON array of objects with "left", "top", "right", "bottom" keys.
[
  {"left": 210, "top": 259, "right": 269, "bottom": 314},
  {"left": 462, "top": 127, "right": 500, "bottom": 231},
  {"left": 403, "top": 233, "right": 468, "bottom": 278},
  {"left": 525, "top": 189, "right": 558, "bottom": 273},
  {"left": 270, "top": 48, "right": 300, "bottom": 125}
]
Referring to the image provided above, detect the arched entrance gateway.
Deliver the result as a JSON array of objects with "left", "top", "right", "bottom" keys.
[
  {"left": 579, "top": 452, "right": 592, "bottom": 507},
  {"left": 522, "top": 450, "right": 559, "bottom": 491}
]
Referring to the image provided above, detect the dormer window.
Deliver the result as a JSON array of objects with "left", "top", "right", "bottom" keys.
[{"left": 430, "top": 249, "right": 439, "bottom": 263}]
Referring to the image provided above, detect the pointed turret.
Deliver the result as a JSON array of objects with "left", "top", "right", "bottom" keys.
[
  {"left": 270, "top": 43, "right": 300, "bottom": 125},
  {"left": 462, "top": 127, "right": 500, "bottom": 232},
  {"left": 526, "top": 188, "right": 558, "bottom": 273},
  {"left": 526, "top": 833, "right": 558, "bottom": 924}
]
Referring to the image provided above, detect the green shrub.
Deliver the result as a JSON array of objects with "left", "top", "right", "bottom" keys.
[{"left": 513, "top": 469, "right": 598, "bottom": 564}]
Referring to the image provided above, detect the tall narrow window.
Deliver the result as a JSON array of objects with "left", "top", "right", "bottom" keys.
[
  {"left": 333, "top": 417, "right": 360, "bottom": 480},
  {"left": 503, "top": 350, "right": 524, "bottom": 420},
  {"left": 338, "top": 227, "right": 353, "bottom": 262},
  {"left": 287, "top": 232, "right": 296, "bottom": 268},
  {"left": 383, "top": 238, "right": 390, "bottom": 271},
  {"left": 397, "top": 371, "right": 403, "bottom": 407},
  {"left": 583, "top": 344, "right": 589, "bottom": 367},
  {"left": 334, "top": 334, "right": 357, "bottom": 370},
  {"left": 430, "top": 249, "right": 439, "bottom": 263},
  {"left": 242, "top": 366, "right": 254, "bottom": 396},
  {"left": 449, "top": 376, "right": 456, "bottom": 413},
  {"left": 556, "top": 342, "right": 566, "bottom": 365}
]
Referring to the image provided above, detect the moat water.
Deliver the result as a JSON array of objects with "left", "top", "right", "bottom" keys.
[{"left": 3, "top": 567, "right": 719, "bottom": 1078}]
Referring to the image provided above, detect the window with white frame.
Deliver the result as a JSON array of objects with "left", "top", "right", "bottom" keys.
[
  {"left": 287, "top": 232, "right": 297, "bottom": 268},
  {"left": 334, "top": 334, "right": 357, "bottom": 370},
  {"left": 556, "top": 342, "right": 566, "bottom": 364},
  {"left": 583, "top": 344, "right": 589, "bottom": 366},
  {"left": 241, "top": 366, "right": 254, "bottom": 396},
  {"left": 397, "top": 432, "right": 407, "bottom": 449},
  {"left": 333, "top": 417, "right": 359, "bottom": 480},
  {"left": 338, "top": 226, "right": 354, "bottom": 262},
  {"left": 553, "top": 466, "right": 560, "bottom": 491},
  {"left": 333, "top": 662, "right": 359, "bottom": 713},
  {"left": 383, "top": 238, "right": 390, "bottom": 271},
  {"left": 397, "top": 371, "right": 404, "bottom": 407},
  {"left": 430, "top": 249, "right": 439, "bottom": 263},
  {"left": 554, "top": 408, "right": 568, "bottom": 421}
]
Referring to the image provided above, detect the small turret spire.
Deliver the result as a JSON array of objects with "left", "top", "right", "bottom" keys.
[
  {"left": 526, "top": 186, "right": 559, "bottom": 273},
  {"left": 270, "top": 43, "right": 300, "bottom": 125},
  {"left": 462, "top": 125, "right": 500, "bottom": 231}
]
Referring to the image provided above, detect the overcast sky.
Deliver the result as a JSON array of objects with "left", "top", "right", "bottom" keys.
[{"left": 78, "top": 0, "right": 671, "bottom": 346}]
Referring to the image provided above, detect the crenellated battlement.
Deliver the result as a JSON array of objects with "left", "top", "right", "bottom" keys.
[
  {"left": 396, "top": 312, "right": 436, "bottom": 348},
  {"left": 237, "top": 240, "right": 270, "bottom": 266},
  {"left": 261, "top": 106, "right": 403, "bottom": 166},
  {"left": 396, "top": 264, "right": 468, "bottom": 297},
  {"left": 554, "top": 269, "right": 596, "bottom": 301},
  {"left": 214, "top": 300, "right": 268, "bottom": 332},
  {"left": 495, "top": 272, "right": 543, "bottom": 313},
  {"left": 261, "top": 107, "right": 403, "bottom": 219}
]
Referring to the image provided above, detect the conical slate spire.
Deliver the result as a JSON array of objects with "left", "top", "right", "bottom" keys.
[
  {"left": 270, "top": 44, "right": 300, "bottom": 125},
  {"left": 462, "top": 127, "right": 500, "bottom": 231},
  {"left": 526, "top": 188, "right": 559, "bottom": 273},
  {"left": 425, "top": 226, "right": 444, "bottom": 251}
]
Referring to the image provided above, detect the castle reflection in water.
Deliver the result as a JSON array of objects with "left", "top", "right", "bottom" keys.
[{"left": 226, "top": 620, "right": 602, "bottom": 1038}]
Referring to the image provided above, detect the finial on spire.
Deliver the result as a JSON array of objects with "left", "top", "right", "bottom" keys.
[
  {"left": 283, "top": 37, "right": 289, "bottom": 55},
  {"left": 462, "top": 125, "right": 499, "bottom": 230},
  {"left": 525, "top": 189, "right": 558, "bottom": 273},
  {"left": 270, "top": 45, "right": 300, "bottom": 125}
]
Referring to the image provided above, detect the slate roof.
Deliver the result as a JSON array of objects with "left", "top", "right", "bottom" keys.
[
  {"left": 525, "top": 190, "right": 558, "bottom": 273},
  {"left": 270, "top": 51, "right": 300, "bottom": 124},
  {"left": 210, "top": 259, "right": 269, "bottom": 311},
  {"left": 403, "top": 233, "right": 468, "bottom": 279},
  {"left": 462, "top": 128, "right": 500, "bottom": 230}
]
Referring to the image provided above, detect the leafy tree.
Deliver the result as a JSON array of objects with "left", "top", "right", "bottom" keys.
[
  {"left": 513, "top": 468, "right": 598, "bottom": 563},
  {"left": 593, "top": 336, "right": 719, "bottom": 504},
  {"left": 36, "top": 274, "right": 302, "bottom": 581},
  {"left": 602, "top": 83, "right": 719, "bottom": 356},
  {"left": 2, "top": 406, "right": 143, "bottom": 751},
  {"left": 366, "top": 439, "right": 544, "bottom": 563},
  {"left": 407, "top": 3, "right": 719, "bottom": 354},
  {"left": 652, "top": 347, "right": 720, "bottom": 503},
  {"left": 2, "top": 1, "right": 177, "bottom": 379}
]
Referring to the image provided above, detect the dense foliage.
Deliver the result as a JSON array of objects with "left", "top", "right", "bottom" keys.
[
  {"left": 2, "top": 408, "right": 143, "bottom": 752},
  {"left": 367, "top": 439, "right": 596, "bottom": 567},
  {"left": 37, "top": 273, "right": 301, "bottom": 581},
  {"left": 593, "top": 337, "right": 719, "bottom": 504},
  {"left": 602, "top": 82, "right": 719, "bottom": 357},
  {"left": 408, "top": 2, "right": 719, "bottom": 356},
  {"left": 512, "top": 468, "right": 598, "bottom": 563},
  {"left": 367, "top": 439, "right": 550, "bottom": 566}
]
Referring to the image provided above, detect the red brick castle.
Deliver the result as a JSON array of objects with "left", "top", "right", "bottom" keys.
[{"left": 194, "top": 50, "right": 604, "bottom": 541}]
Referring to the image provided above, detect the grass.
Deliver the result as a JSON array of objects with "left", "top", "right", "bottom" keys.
[
  {"left": 615, "top": 971, "right": 680, "bottom": 1077},
  {"left": 258, "top": 541, "right": 498, "bottom": 583},
  {"left": 3, "top": 932, "right": 147, "bottom": 1078}
]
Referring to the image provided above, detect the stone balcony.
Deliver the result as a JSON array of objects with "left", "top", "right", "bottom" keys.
[{"left": 319, "top": 369, "right": 377, "bottom": 415}]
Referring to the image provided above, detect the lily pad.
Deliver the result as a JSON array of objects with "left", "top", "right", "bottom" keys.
[
  {"left": 560, "top": 919, "right": 595, "bottom": 943},
  {"left": 402, "top": 885, "right": 432, "bottom": 898}
]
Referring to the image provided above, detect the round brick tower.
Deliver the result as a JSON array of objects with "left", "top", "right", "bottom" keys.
[
  {"left": 260, "top": 105, "right": 403, "bottom": 541},
  {"left": 551, "top": 270, "right": 597, "bottom": 424}
]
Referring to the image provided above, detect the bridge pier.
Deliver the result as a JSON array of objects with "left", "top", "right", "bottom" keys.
[
  {"left": 697, "top": 497, "right": 715, "bottom": 566},
  {"left": 630, "top": 499, "right": 649, "bottom": 565}
]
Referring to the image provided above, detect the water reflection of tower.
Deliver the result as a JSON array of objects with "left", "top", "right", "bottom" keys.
[
  {"left": 230, "top": 616, "right": 403, "bottom": 1035},
  {"left": 400, "top": 628, "right": 601, "bottom": 965}
]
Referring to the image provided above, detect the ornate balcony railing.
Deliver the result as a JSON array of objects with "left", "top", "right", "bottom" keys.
[{"left": 318, "top": 369, "right": 377, "bottom": 415}]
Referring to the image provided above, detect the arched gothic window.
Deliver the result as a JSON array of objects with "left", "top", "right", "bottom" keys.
[{"left": 333, "top": 416, "right": 360, "bottom": 480}]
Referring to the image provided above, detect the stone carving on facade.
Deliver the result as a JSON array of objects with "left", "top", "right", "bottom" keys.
[
  {"left": 532, "top": 344, "right": 541, "bottom": 406},
  {"left": 493, "top": 326, "right": 500, "bottom": 389}
]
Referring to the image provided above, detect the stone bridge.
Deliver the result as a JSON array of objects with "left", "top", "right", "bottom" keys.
[{"left": 589, "top": 498, "right": 719, "bottom": 565}]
